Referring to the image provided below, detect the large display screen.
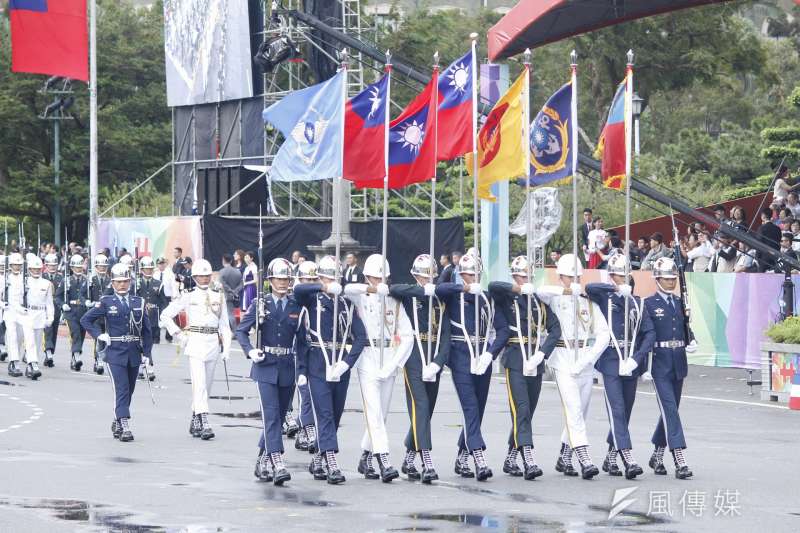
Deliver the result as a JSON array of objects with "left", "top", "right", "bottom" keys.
[{"left": 163, "top": 0, "right": 254, "bottom": 107}]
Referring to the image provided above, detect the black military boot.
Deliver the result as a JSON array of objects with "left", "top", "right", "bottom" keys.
[
  {"left": 7, "top": 361, "right": 22, "bottom": 377},
  {"left": 43, "top": 351, "right": 54, "bottom": 367},
  {"left": 575, "top": 446, "right": 599, "bottom": 480},
  {"left": 111, "top": 419, "right": 122, "bottom": 439},
  {"left": 325, "top": 451, "right": 346, "bottom": 485},
  {"left": 70, "top": 352, "right": 83, "bottom": 372},
  {"left": 420, "top": 449, "right": 438, "bottom": 484},
  {"left": 309, "top": 453, "right": 327, "bottom": 481},
  {"left": 620, "top": 449, "right": 644, "bottom": 480},
  {"left": 199, "top": 413, "right": 215, "bottom": 440},
  {"left": 295, "top": 428, "right": 309, "bottom": 451},
  {"left": 472, "top": 449, "right": 493, "bottom": 482},
  {"left": 374, "top": 453, "right": 399, "bottom": 483},
  {"left": 93, "top": 357, "right": 104, "bottom": 375},
  {"left": 147, "top": 365, "right": 156, "bottom": 381},
  {"left": 0, "top": 350, "right": 7, "bottom": 362},
  {"left": 401, "top": 449, "right": 421, "bottom": 480},
  {"left": 454, "top": 449, "right": 474, "bottom": 478},
  {"left": 521, "top": 445, "right": 543, "bottom": 480},
  {"left": 25, "top": 362, "right": 42, "bottom": 380},
  {"left": 358, "top": 450, "right": 379, "bottom": 480},
  {"left": 271, "top": 452, "right": 291, "bottom": 486},
  {"left": 556, "top": 443, "right": 578, "bottom": 476},
  {"left": 305, "top": 425, "right": 318, "bottom": 454},
  {"left": 602, "top": 447, "right": 622, "bottom": 476},
  {"left": 649, "top": 446, "right": 667, "bottom": 475},
  {"left": 502, "top": 447, "right": 523, "bottom": 477},
  {"left": 119, "top": 417, "right": 134, "bottom": 442},
  {"left": 189, "top": 414, "right": 202, "bottom": 438},
  {"left": 138, "top": 364, "right": 145, "bottom": 380},
  {"left": 284, "top": 411, "right": 299, "bottom": 438},
  {"left": 254, "top": 450, "right": 273, "bottom": 482},
  {"left": 672, "top": 448, "right": 693, "bottom": 480}
]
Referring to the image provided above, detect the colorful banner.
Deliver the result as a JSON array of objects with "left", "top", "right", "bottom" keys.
[
  {"left": 97, "top": 216, "right": 202, "bottom": 260},
  {"left": 533, "top": 268, "right": 793, "bottom": 370}
]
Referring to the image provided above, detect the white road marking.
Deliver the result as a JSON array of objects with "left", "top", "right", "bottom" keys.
[{"left": 0, "top": 394, "right": 44, "bottom": 434}]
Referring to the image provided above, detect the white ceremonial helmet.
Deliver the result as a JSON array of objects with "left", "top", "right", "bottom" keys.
[
  {"left": 94, "top": 254, "right": 109, "bottom": 267},
  {"left": 192, "top": 259, "right": 213, "bottom": 277},
  {"left": 111, "top": 263, "right": 130, "bottom": 281},
  {"left": 317, "top": 255, "right": 339, "bottom": 280},
  {"left": 607, "top": 254, "right": 629, "bottom": 276},
  {"left": 69, "top": 254, "right": 84, "bottom": 268},
  {"left": 140, "top": 256, "right": 155, "bottom": 269},
  {"left": 28, "top": 256, "right": 43, "bottom": 270},
  {"left": 9, "top": 252, "right": 24, "bottom": 266},
  {"left": 410, "top": 254, "right": 437, "bottom": 279},
  {"left": 363, "top": 253, "right": 390, "bottom": 279},
  {"left": 556, "top": 253, "right": 583, "bottom": 278},
  {"left": 297, "top": 261, "right": 319, "bottom": 281},
  {"left": 459, "top": 253, "right": 482, "bottom": 276},
  {"left": 510, "top": 255, "right": 531, "bottom": 278},
  {"left": 653, "top": 257, "right": 678, "bottom": 279},
  {"left": 267, "top": 258, "right": 292, "bottom": 279},
  {"left": 118, "top": 255, "right": 133, "bottom": 268},
  {"left": 45, "top": 253, "right": 58, "bottom": 266}
]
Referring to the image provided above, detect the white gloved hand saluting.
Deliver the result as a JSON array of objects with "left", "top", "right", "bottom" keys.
[
  {"left": 520, "top": 282, "right": 535, "bottom": 296},
  {"left": 249, "top": 348, "right": 265, "bottom": 363},
  {"left": 297, "top": 374, "right": 308, "bottom": 387},
  {"left": 97, "top": 333, "right": 111, "bottom": 345},
  {"left": 423, "top": 283, "right": 436, "bottom": 297},
  {"left": 326, "top": 282, "right": 342, "bottom": 296},
  {"left": 619, "top": 357, "right": 638, "bottom": 376},
  {"left": 569, "top": 282, "right": 582, "bottom": 296},
  {"left": 376, "top": 283, "right": 389, "bottom": 297},
  {"left": 468, "top": 282, "right": 482, "bottom": 295},
  {"left": 618, "top": 284, "right": 633, "bottom": 297},
  {"left": 62, "top": 304, "right": 71, "bottom": 312},
  {"left": 422, "top": 362, "right": 441, "bottom": 381}
]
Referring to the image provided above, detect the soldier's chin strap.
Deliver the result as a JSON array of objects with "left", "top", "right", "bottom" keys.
[{"left": 654, "top": 277, "right": 674, "bottom": 294}]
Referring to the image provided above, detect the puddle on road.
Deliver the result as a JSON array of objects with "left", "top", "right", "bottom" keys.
[
  {"left": 407, "top": 509, "right": 664, "bottom": 531},
  {"left": 209, "top": 395, "right": 248, "bottom": 400},
  {"left": 259, "top": 487, "right": 339, "bottom": 507},
  {"left": 0, "top": 380, "right": 19, "bottom": 387},
  {"left": 0, "top": 497, "right": 165, "bottom": 532},
  {"left": 212, "top": 411, "right": 261, "bottom": 419}
]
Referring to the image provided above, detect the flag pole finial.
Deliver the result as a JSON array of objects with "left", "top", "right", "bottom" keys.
[
  {"left": 524, "top": 48, "right": 531, "bottom": 66},
  {"left": 469, "top": 32, "right": 478, "bottom": 40},
  {"left": 627, "top": 49, "right": 634, "bottom": 66},
  {"left": 433, "top": 51, "right": 439, "bottom": 68},
  {"left": 339, "top": 48, "right": 349, "bottom": 67},
  {"left": 570, "top": 49, "right": 577, "bottom": 66},
  {"left": 385, "top": 49, "right": 391, "bottom": 66}
]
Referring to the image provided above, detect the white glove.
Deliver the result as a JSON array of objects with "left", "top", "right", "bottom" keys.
[
  {"left": 376, "top": 282, "right": 389, "bottom": 297},
  {"left": 531, "top": 350, "right": 546, "bottom": 367},
  {"left": 422, "top": 362, "right": 440, "bottom": 382},
  {"left": 618, "top": 284, "right": 632, "bottom": 297},
  {"left": 297, "top": 374, "right": 308, "bottom": 387},
  {"left": 142, "top": 356, "right": 152, "bottom": 367},
  {"left": 326, "top": 282, "right": 342, "bottom": 296},
  {"left": 423, "top": 283, "right": 436, "bottom": 297},
  {"left": 249, "top": 348, "right": 265, "bottom": 363},
  {"left": 62, "top": 304, "right": 71, "bottom": 312},
  {"left": 174, "top": 331, "right": 187, "bottom": 347},
  {"left": 85, "top": 300, "right": 93, "bottom": 307},
  {"left": 685, "top": 339, "right": 698, "bottom": 353},
  {"left": 468, "top": 282, "right": 482, "bottom": 295},
  {"left": 331, "top": 360, "right": 350, "bottom": 379},
  {"left": 221, "top": 350, "right": 230, "bottom": 361},
  {"left": 619, "top": 357, "right": 638, "bottom": 376},
  {"left": 377, "top": 364, "right": 395, "bottom": 380},
  {"left": 520, "top": 282, "right": 535, "bottom": 296},
  {"left": 571, "top": 358, "right": 589, "bottom": 376},
  {"left": 641, "top": 370, "right": 653, "bottom": 382},
  {"left": 569, "top": 282, "right": 582, "bottom": 295},
  {"left": 97, "top": 333, "right": 111, "bottom": 345},
  {"left": 523, "top": 358, "right": 538, "bottom": 376},
  {"left": 475, "top": 351, "right": 493, "bottom": 375}
]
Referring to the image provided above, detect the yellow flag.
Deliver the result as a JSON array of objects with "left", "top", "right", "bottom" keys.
[{"left": 467, "top": 71, "right": 527, "bottom": 202}]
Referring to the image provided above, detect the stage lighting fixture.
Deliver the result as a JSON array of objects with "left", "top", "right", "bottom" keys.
[{"left": 253, "top": 35, "right": 299, "bottom": 73}]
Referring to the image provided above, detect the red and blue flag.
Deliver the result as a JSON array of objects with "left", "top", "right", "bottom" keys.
[
  {"left": 437, "top": 50, "right": 474, "bottom": 160},
  {"left": 343, "top": 74, "right": 389, "bottom": 187},
  {"left": 383, "top": 70, "right": 439, "bottom": 189},
  {"left": 595, "top": 74, "right": 629, "bottom": 190},
  {"left": 10, "top": 0, "right": 88, "bottom": 81}
]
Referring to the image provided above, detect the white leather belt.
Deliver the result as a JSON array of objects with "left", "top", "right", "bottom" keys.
[
  {"left": 109, "top": 335, "right": 140, "bottom": 343},
  {"left": 657, "top": 340, "right": 685, "bottom": 348},
  {"left": 263, "top": 346, "right": 292, "bottom": 355}
]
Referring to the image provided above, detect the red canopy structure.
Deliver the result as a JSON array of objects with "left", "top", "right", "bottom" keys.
[{"left": 488, "top": 0, "right": 733, "bottom": 61}]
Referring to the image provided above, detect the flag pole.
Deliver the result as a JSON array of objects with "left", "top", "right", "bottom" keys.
[
  {"left": 523, "top": 48, "right": 534, "bottom": 373},
  {"left": 471, "top": 36, "right": 480, "bottom": 367},
  {"left": 570, "top": 50, "right": 580, "bottom": 367},
  {"left": 623, "top": 50, "right": 634, "bottom": 361},
  {"left": 332, "top": 50, "right": 348, "bottom": 370},
  {"left": 427, "top": 51, "right": 440, "bottom": 367},
  {"left": 89, "top": 0, "right": 98, "bottom": 259},
  {"left": 380, "top": 51, "right": 392, "bottom": 369}
]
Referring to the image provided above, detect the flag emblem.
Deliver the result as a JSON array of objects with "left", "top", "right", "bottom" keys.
[
  {"left": 447, "top": 62, "right": 470, "bottom": 93},
  {"left": 396, "top": 119, "right": 426, "bottom": 156},
  {"left": 479, "top": 102, "right": 508, "bottom": 167},
  {"left": 531, "top": 105, "right": 569, "bottom": 174},
  {"left": 290, "top": 114, "right": 330, "bottom": 166},
  {"left": 367, "top": 86, "right": 383, "bottom": 120}
]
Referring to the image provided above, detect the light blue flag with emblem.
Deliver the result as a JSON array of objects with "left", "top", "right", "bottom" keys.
[{"left": 262, "top": 71, "right": 345, "bottom": 182}]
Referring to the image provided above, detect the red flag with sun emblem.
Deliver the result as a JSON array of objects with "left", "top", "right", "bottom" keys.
[
  {"left": 380, "top": 69, "right": 439, "bottom": 189},
  {"left": 343, "top": 74, "right": 390, "bottom": 186},
  {"left": 437, "top": 50, "right": 474, "bottom": 160}
]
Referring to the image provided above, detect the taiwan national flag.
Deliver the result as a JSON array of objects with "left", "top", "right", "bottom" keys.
[
  {"left": 10, "top": 0, "right": 89, "bottom": 81},
  {"left": 343, "top": 74, "right": 389, "bottom": 187},
  {"left": 595, "top": 74, "right": 629, "bottom": 190},
  {"left": 384, "top": 70, "right": 439, "bottom": 189},
  {"left": 437, "top": 50, "right": 474, "bottom": 160}
]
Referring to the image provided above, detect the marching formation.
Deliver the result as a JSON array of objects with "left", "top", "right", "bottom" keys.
[{"left": 0, "top": 245, "right": 696, "bottom": 488}]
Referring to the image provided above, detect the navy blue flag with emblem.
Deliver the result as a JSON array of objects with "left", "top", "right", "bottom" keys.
[{"left": 519, "top": 80, "right": 574, "bottom": 187}]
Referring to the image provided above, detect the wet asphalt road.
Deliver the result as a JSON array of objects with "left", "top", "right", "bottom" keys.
[{"left": 0, "top": 338, "right": 798, "bottom": 533}]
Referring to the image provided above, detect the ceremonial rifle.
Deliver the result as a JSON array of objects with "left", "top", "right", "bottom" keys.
[
  {"left": 256, "top": 204, "right": 264, "bottom": 349},
  {"left": 64, "top": 226, "right": 69, "bottom": 308},
  {"left": 669, "top": 207, "right": 691, "bottom": 342},
  {"left": 20, "top": 223, "right": 28, "bottom": 310},
  {"left": 3, "top": 221, "right": 8, "bottom": 306}
]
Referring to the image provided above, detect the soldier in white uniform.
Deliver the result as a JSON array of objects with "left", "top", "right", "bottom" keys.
[
  {"left": 343, "top": 254, "right": 415, "bottom": 482},
  {"left": 19, "top": 255, "right": 53, "bottom": 379},
  {"left": 2, "top": 253, "right": 26, "bottom": 377},
  {"left": 536, "top": 254, "right": 610, "bottom": 480},
  {"left": 160, "top": 259, "right": 232, "bottom": 441},
  {"left": 0, "top": 254, "right": 7, "bottom": 361}
]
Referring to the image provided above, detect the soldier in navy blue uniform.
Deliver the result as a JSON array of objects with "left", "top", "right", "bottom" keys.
[
  {"left": 585, "top": 255, "right": 655, "bottom": 479},
  {"left": 56, "top": 254, "right": 90, "bottom": 372},
  {"left": 236, "top": 258, "right": 302, "bottom": 486},
  {"left": 488, "top": 255, "right": 561, "bottom": 481},
  {"left": 88, "top": 254, "right": 112, "bottom": 375},
  {"left": 389, "top": 254, "right": 450, "bottom": 483},
  {"left": 291, "top": 261, "right": 320, "bottom": 454},
  {"left": 293, "top": 255, "right": 368, "bottom": 485},
  {"left": 436, "top": 254, "right": 495, "bottom": 481},
  {"left": 639, "top": 257, "right": 693, "bottom": 479},
  {"left": 135, "top": 256, "right": 166, "bottom": 382},
  {"left": 81, "top": 263, "right": 153, "bottom": 442},
  {"left": 42, "top": 253, "right": 63, "bottom": 367}
]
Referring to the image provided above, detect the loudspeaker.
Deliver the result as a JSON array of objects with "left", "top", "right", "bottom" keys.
[{"left": 198, "top": 166, "right": 268, "bottom": 216}]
